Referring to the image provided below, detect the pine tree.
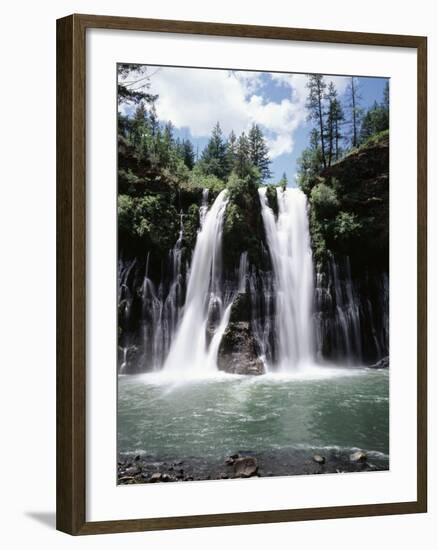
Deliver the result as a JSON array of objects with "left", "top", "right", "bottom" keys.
[
  {"left": 306, "top": 74, "right": 327, "bottom": 168},
  {"left": 325, "top": 82, "right": 345, "bottom": 164},
  {"left": 380, "top": 81, "right": 389, "bottom": 131},
  {"left": 226, "top": 130, "right": 238, "bottom": 173},
  {"left": 359, "top": 99, "right": 389, "bottom": 143},
  {"left": 382, "top": 81, "right": 389, "bottom": 112},
  {"left": 346, "top": 77, "right": 363, "bottom": 148},
  {"left": 117, "top": 64, "right": 157, "bottom": 105},
  {"left": 333, "top": 98, "right": 345, "bottom": 161},
  {"left": 181, "top": 139, "right": 195, "bottom": 170},
  {"left": 279, "top": 172, "right": 288, "bottom": 189},
  {"left": 324, "top": 82, "right": 336, "bottom": 166},
  {"left": 130, "top": 102, "right": 149, "bottom": 159},
  {"left": 161, "top": 121, "right": 175, "bottom": 167},
  {"left": 296, "top": 129, "right": 324, "bottom": 193},
  {"left": 235, "top": 132, "right": 252, "bottom": 178},
  {"left": 248, "top": 124, "right": 272, "bottom": 180},
  {"left": 149, "top": 102, "right": 159, "bottom": 137},
  {"left": 200, "top": 122, "right": 228, "bottom": 179}
]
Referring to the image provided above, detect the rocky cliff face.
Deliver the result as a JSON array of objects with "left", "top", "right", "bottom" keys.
[{"left": 304, "top": 132, "right": 389, "bottom": 364}]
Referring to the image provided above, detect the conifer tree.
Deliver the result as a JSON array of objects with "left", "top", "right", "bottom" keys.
[
  {"left": 226, "top": 130, "right": 238, "bottom": 173},
  {"left": 117, "top": 64, "right": 157, "bottom": 105},
  {"left": 382, "top": 81, "right": 389, "bottom": 112},
  {"left": 279, "top": 172, "right": 288, "bottom": 189},
  {"left": 234, "top": 132, "right": 252, "bottom": 178},
  {"left": 181, "top": 139, "right": 195, "bottom": 170},
  {"left": 325, "top": 82, "right": 345, "bottom": 164},
  {"left": 200, "top": 122, "right": 228, "bottom": 179},
  {"left": 306, "top": 74, "right": 327, "bottom": 168},
  {"left": 346, "top": 77, "right": 363, "bottom": 148},
  {"left": 248, "top": 124, "right": 272, "bottom": 180}
]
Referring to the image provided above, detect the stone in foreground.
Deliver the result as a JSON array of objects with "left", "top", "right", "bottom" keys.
[
  {"left": 350, "top": 450, "right": 367, "bottom": 463},
  {"left": 149, "top": 472, "right": 162, "bottom": 482},
  {"left": 233, "top": 456, "right": 258, "bottom": 478},
  {"left": 313, "top": 454, "right": 326, "bottom": 464}
]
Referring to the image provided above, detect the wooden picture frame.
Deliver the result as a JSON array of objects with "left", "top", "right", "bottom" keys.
[{"left": 56, "top": 13, "right": 427, "bottom": 535}]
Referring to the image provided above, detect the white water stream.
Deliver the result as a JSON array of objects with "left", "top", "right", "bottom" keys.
[
  {"left": 163, "top": 189, "right": 231, "bottom": 374},
  {"left": 258, "top": 187, "right": 315, "bottom": 370}
]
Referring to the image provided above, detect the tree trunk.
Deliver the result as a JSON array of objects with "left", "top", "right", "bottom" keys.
[
  {"left": 317, "top": 83, "right": 327, "bottom": 168},
  {"left": 351, "top": 77, "right": 358, "bottom": 148}
]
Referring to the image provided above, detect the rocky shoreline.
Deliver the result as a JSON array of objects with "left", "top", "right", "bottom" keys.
[{"left": 117, "top": 447, "right": 388, "bottom": 485}]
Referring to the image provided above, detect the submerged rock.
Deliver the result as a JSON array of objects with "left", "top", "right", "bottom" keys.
[
  {"left": 233, "top": 456, "right": 258, "bottom": 478},
  {"left": 313, "top": 454, "right": 326, "bottom": 465}
]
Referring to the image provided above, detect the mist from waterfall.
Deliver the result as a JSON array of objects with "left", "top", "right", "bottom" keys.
[{"left": 258, "top": 187, "right": 315, "bottom": 370}]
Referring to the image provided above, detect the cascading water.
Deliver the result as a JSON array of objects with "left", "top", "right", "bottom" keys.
[
  {"left": 163, "top": 189, "right": 231, "bottom": 374},
  {"left": 258, "top": 187, "right": 315, "bottom": 370},
  {"left": 140, "top": 212, "right": 185, "bottom": 370},
  {"left": 248, "top": 267, "right": 275, "bottom": 366},
  {"left": 199, "top": 188, "right": 209, "bottom": 227},
  {"left": 119, "top": 185, "right": 388, "bottom": 375},
  {"left": 315, "top": 254, "right": 388, "bottom": 364}
]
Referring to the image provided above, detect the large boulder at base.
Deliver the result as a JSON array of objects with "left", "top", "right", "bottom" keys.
[
  {"left": 233, "top": 456, "right": 258, "bottom": 478},
  {"left": 218, "top": 321, "right": 265, "bottom": 375},
  {"left": 229, "top": 292, "right": 251, "bottom": 323}
]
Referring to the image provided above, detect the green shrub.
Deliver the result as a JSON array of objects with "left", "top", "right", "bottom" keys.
[
  {"left": 333, "top": 211, "right": 362, "bottom": 241},
  {"left": 186, "top": 166, "right": 225, "bottom": 193},
  {"left": 118, "top": 195, "right": 135, "bottom": 234},
  {"left": 265, "top": 185, "right": 278, "bottom": 217},
  {"left": 183, "top": 203, "right": 200, "bottom": 250},
  {"left": 310, "top": 182, "right": 339, "bottom": 217},
  {"left": 118, "top": 193, "right": 178, "bottom": 251}
]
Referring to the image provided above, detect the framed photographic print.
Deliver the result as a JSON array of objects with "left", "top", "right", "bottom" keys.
[{"left": 56, "top": 14, "right": 427, "bottom": 535}]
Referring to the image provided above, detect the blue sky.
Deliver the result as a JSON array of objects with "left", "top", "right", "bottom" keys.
[{"left": 120, "top": 66, "right": 388, "bottom": 185}]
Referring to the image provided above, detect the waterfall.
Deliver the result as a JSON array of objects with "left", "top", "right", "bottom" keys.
[
  {"left": 199, "top": 188, "right": 209, "bottom": 227},
  {"left": 314, "top": 253, "right": 389, "bottom": 364},
  {"left": 258, "top": 187, "right": 315, "bottom": 370},
  {"left": 249, "top": 267, "right": 275, "bottom": 366},
  {"left": 238, "top": 251, "right": 248, "bottom": 293},
  {"left": 139, "top": 212, "right": 185, "bottom": 370},
  {"left": 163, "top": 189, "right": 230, "bottom": 373}
]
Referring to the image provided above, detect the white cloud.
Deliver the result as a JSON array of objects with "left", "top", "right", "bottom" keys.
[
  {"left": 271, "top": 72, "right": 350, "bottom": 100},
  {"left": 145, "top": 67, "right": 310, "bottom": 159},
  {"left": 124, "top": 67, "right": 353, "bottom": 160}
]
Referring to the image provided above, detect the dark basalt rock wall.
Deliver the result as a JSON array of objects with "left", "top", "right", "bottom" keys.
[{"left": 305, "top": 132, "right": 390, "bottom": 364}]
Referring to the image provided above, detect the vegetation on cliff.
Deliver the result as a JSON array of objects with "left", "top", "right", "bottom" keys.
[
  {"left": 300, "top": 131, "right": 389, "bottom": 268},
  {"left": 297, "top": 73, "right": 389, "bottom": 269}
]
